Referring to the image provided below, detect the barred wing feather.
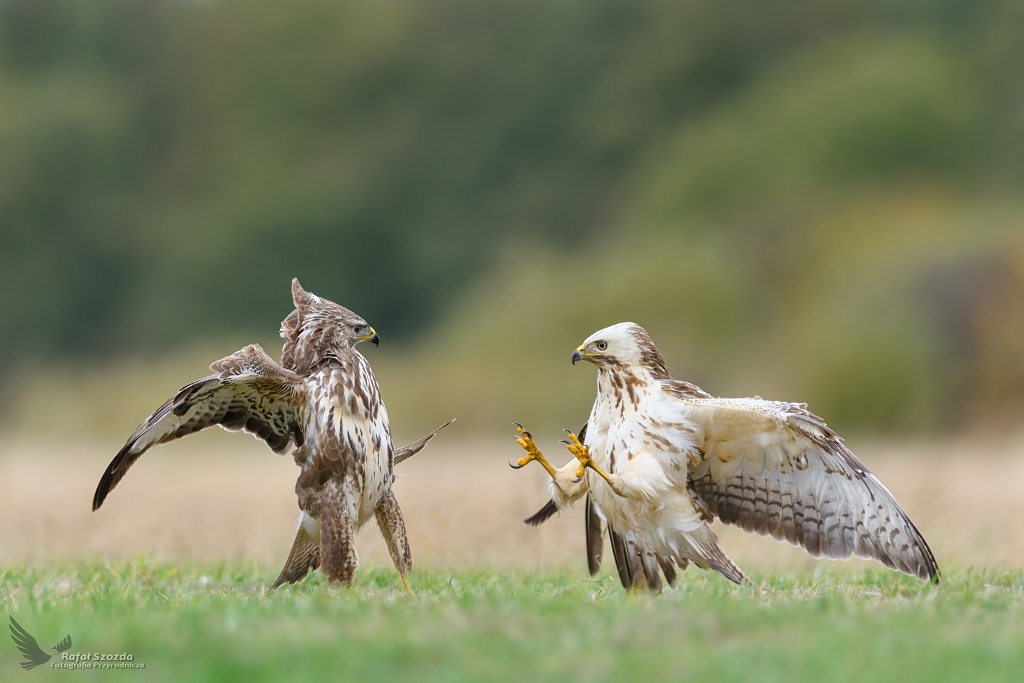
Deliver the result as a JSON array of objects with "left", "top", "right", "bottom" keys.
[
  {"left": 683, "top": 398, "right": 939, "bottom": 582},
  {"left": 92, "top": 344, "right": 304, "bottom": 511}
]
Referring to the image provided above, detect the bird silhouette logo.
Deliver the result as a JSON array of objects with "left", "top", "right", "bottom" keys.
[{"left": 8, "top": 617, "right": 72, "bottom": 670}]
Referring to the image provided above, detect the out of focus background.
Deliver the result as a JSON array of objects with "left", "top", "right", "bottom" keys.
[{"left": 1, "top": 0, "right": 1023, "bottom": 572}]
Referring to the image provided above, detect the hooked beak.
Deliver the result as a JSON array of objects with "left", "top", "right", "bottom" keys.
[
  {"left": 359, "top": 327, "right": 380, "bottom": 347},
  {"left": 571, "top": 343, "right": 601, "bottom": 365}
]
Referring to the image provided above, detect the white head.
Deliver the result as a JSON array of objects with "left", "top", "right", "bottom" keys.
[{"left": 570, "top": 322, "right": 671, "bottom": 378}]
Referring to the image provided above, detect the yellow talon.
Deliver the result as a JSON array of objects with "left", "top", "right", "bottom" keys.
[
  {"left": 510, "top": 423, "right": 558, "bottom": 479},
  {"left": 563, "top": 430, "right": 625, "bottom": 496},
  {"left": 562, "top": 431, "right": 590, "bottom": 478},
  {"left": 400, "top": 573, "right": 415, "bottom": 598}
]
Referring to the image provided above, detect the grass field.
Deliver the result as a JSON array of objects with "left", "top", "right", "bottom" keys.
[
  {"left": 2, "top": 560, "right": 1023, "bottom": 682},
  {"left": 4, "top": 436, "right": 1024, "bottom": 681}
]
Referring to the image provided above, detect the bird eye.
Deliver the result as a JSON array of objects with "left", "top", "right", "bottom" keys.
[{"left": 597, "top": 341, "right": 607, "bottom": 351}]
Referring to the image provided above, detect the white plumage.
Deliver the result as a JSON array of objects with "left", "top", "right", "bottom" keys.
[{"left": 515, "top": 322, "right": 938, "bottom": 585}]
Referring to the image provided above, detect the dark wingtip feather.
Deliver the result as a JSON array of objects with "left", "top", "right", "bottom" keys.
[
  {"left": 523, "top": 499, "right": 558, "bottom": 527},
  {"left": 585, "top": 494, "right": 603, "bottom": 577},
  {"left": 608, "top": 527, "right": 634, "bottom": 590},
  {"left": 658, "top": 556, "right": 678, "bottom": 586},
  {"left": 92, "top": 444, "right": 134, "bottom": 511}
]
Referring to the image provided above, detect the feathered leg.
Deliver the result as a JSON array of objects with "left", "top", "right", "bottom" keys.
[
  {"left": 320, "top": 480, "right": 358, "bottom": 586},
  {"left": 271, "top": 511, "right": 321, "bottom": 590},
  {"left": 375, "top": 489, "right": 414, "bottom": 596}
]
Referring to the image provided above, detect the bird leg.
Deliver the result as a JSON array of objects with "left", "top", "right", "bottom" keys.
[
  {"left": 510, "top": 423, "right": 560, "bottom": 480},
  {"left": 375, "top": 490, "right": 415, "bottom": 598},
  {"left": 562, "top": 430, "right": 625, "bottom": 496},
  {"left": 321, "top": 481, "right": 358, "bottom": 586},
  {"left": 512, "top": 423, "right": 590, "bottom": 505}
]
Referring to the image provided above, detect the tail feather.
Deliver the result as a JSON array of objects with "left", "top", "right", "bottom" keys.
[
  {"left": 635, "top": 546, "right": 663, "bottom": 592},
  {"left": 271, "top": 514, "right": 321, "bottom": 590}
]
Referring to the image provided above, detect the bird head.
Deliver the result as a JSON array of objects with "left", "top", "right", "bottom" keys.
[
  {"left": 281, "top": 279, "right": 379, "bottom": 373},
  {"left": 571, "top": 322, "right": 670, "bottom": 378}
]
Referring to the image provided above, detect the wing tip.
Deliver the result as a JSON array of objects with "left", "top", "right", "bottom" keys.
[
  {"left": 92, "top": 442, "right": 135, "bottom": 512},
  {"left": 393, "top": 418, "right": 456, "bottom": 465},
  {"left": 523, "top": 499, "right": 559, "bottom": 527},
  {"left": 92, "top": 473, "right": 113, "bottom": 512}
]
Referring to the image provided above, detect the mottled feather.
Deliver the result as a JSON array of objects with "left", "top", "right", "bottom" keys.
[
  {"left": 93, "top": 344, "right": 303, "bottom": 511},
  {"left": 271, "top": 519, "right": 321, "bottom": 590}
]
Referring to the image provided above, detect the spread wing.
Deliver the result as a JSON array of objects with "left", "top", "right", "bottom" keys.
[
  {"left": 9, "top": 617, "right": 50, "bottom": 670},
  {"left": 93, "top": 344, "right": 305, "bottom": 511},
  {"left": 394, "top": 419, "right": 455, "bottom": 465},
  {"left": 682, "top": 397, "right": 939, "bottom": 582}
]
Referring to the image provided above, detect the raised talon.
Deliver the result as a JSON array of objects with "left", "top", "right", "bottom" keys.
[
  {"left": 560, "top": 431, "right": 591, "bottom": 479},
  {"left": 511, "top": 422, "right": 557, "bottom": 478},
  {"left": 561, "top": 430, "right": 624, "bottom": 496}
]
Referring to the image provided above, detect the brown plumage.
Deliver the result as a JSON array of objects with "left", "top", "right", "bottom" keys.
[
  {"left": 93, "top": 279, "right": 453, "bottom": 591},
  {"left": 271, "top": 519, "right": 321, "bottom": 590}
]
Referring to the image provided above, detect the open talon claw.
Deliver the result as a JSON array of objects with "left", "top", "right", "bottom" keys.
[
  {"left": 511, "top": 422, "right": 558, "bottom": 477},
  {"left": 512, "top": 422, "right": 531, "bottom": 438},
  {"left": 560, "top": 430, "right": 624, "bottom": 495}
]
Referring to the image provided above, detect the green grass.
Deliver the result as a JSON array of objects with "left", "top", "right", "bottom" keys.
[{"left": 2, "top": 560, "right": 1023, "bottom": 682}]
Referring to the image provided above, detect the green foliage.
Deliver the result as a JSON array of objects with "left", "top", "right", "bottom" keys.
[
  {"left": 2, "top": 559, "right": 1023, "bottom": 682},
  {"left": 638, "top": 33, "right": 982, "bottom": 218},
  {"left": 3, "top": 0, "right": 1024, "bottom": 432}
]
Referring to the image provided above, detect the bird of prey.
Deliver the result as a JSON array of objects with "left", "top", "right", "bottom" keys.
[
  {"left": 9, "top": 617, "right": 71, "bottom": 670},
  {"left": 92, "top": 279, "right": 452, "bottom": 593},
  {"left": 512, "top": 322, "right": 939, "bottom": 587}
]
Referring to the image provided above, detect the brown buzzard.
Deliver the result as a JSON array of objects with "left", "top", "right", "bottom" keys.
[{"left": 92, "top": 279, "right": 452, "bottom": 593}]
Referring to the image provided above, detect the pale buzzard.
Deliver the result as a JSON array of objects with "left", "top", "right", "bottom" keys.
[{"left": 513, "top": 322, "right": 938, "bottom": 586}]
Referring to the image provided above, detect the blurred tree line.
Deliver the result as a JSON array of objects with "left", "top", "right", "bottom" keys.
[{"left": 1, "top": 0, "right": 1024, "bottom": 432}]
